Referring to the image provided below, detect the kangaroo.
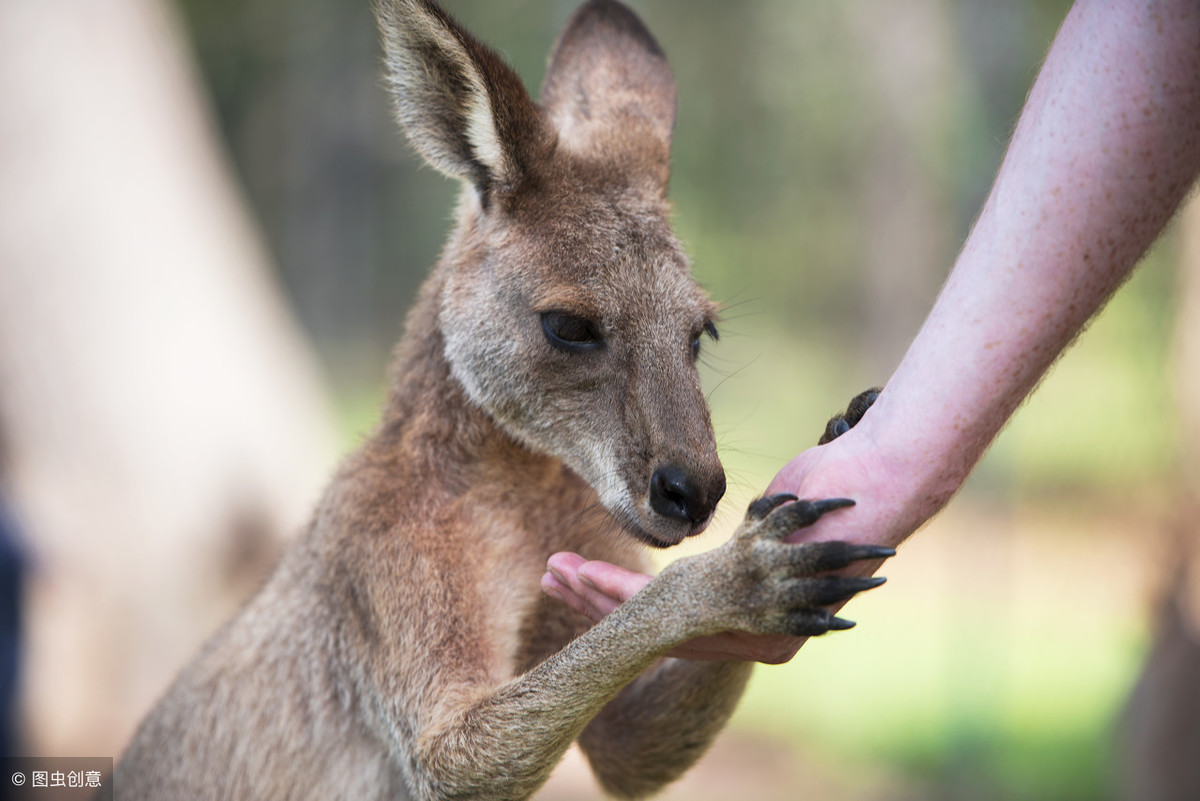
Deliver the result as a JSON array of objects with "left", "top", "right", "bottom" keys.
[{"left": 115, "top": 2, "right": 891, "bottom": 799}]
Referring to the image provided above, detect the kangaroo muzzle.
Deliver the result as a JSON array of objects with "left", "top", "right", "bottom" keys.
[{"left": 648, "top": 463, "right": 726, "bottom": 529}]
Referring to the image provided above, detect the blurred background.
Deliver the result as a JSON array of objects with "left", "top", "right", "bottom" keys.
[{"left": 1, "top": 0, "right": 1198, "bottom": 799}]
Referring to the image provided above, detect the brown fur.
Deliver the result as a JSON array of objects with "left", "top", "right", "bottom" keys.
[{"left": 116, "top": 3, "right": 885, "bottom": 799}]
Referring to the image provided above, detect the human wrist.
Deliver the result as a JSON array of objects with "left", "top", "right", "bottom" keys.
[{"left": 847, "top": 384, "right": 976, "bottom": 535}]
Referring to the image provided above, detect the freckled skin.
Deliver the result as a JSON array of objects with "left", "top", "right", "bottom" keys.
[{"left": 863, "top": 0, "right": 1200, "bottom": 525}]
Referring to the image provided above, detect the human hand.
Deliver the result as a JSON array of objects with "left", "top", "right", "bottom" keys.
[{"left": 543, "top": 389, "right": 928, "bottom": 663}]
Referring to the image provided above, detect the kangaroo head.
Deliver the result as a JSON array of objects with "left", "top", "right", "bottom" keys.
[{"left": 377, "top": 0, "right": 724, "bottom": 547}]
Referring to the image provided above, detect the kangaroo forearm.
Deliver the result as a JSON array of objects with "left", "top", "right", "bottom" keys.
[
  {"left": 407, "top": 513, "right": 884, "bottom": 800},
  {"left": 409, "top": 586, "right": 691, "bottom": 800},
  {"left": 579, "top": 658, "right": 752, "bottom": 799}
]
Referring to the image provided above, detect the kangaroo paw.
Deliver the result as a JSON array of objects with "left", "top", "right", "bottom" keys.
[
  {"left": 819, "top": 387, "right": 882, "bottom": 445},
  {"left": 724, "top": 497, "right": 893, "bottom": 637}
]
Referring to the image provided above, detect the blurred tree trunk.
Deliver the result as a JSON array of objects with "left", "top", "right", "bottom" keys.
[
  {"left": 0, "top": 0, "right": 338, "bottom": 757},
  {"left": 844, "top": 0, "right": 956, "bottom": 377},
  {"left": 1120, "top": 195, "right": 1200, "bottom": 800}
]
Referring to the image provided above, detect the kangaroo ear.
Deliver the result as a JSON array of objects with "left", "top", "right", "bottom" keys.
[
  {"left": 375, "top": 0, "right": 549, "bottom": 198},
  {"left": 540, "top": 0, "right": 676, "bottom": 192}
]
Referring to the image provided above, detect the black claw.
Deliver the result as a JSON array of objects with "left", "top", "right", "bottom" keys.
[
  {"left": 807, "top": 575, "right": 887, "bottom": 606},
  {"left": 747, "top": 493, "right": 798, "bottom": 520},
  {"left": 844, "top": 544, "right": 897, "bottom": 561},
  {"left": 820, "top": 417, "right": 850, "bottom": 445},
  {"left": 819, "top": 418, "right": 847, "bottom": 446},
  {"left": 818, "top": 388, "right": 881, "bottom": 445},
  {"left": 808, "top": 541, "right": 895, "bottom": 571},
  {"left": 764, "top": 497, "right": 856, "bottom": 538},
  {"left": 844, "top": 388, "right": 881, "bottom": 426},
  {"left": 785, "top": 609, "right": 830, "bottom": 636},
  {"left": 784, "top": 609, "right": 860, "bottom": 636},
  {"left": 809, "top": 497, "right": 856, "bottom": 516}
]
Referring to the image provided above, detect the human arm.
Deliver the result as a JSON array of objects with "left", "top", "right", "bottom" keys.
[
  {"left": 798, "top": 0, "right": 1200, "bottom": 547},
  {"left": 543, "top": 0, "right": 1200, "bottom": 662}
]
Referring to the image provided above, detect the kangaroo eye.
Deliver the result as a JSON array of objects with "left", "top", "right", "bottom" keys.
[
  {"left": 692, "top": 321, "right": 719, "bottom": 360},
  {"left": 541, "top": 311, "right": 603, "bottom": 352}
]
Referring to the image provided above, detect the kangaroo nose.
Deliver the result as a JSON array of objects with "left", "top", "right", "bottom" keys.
[{"left": 649, "top": 465, "right": 726, "bottom": 525}]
